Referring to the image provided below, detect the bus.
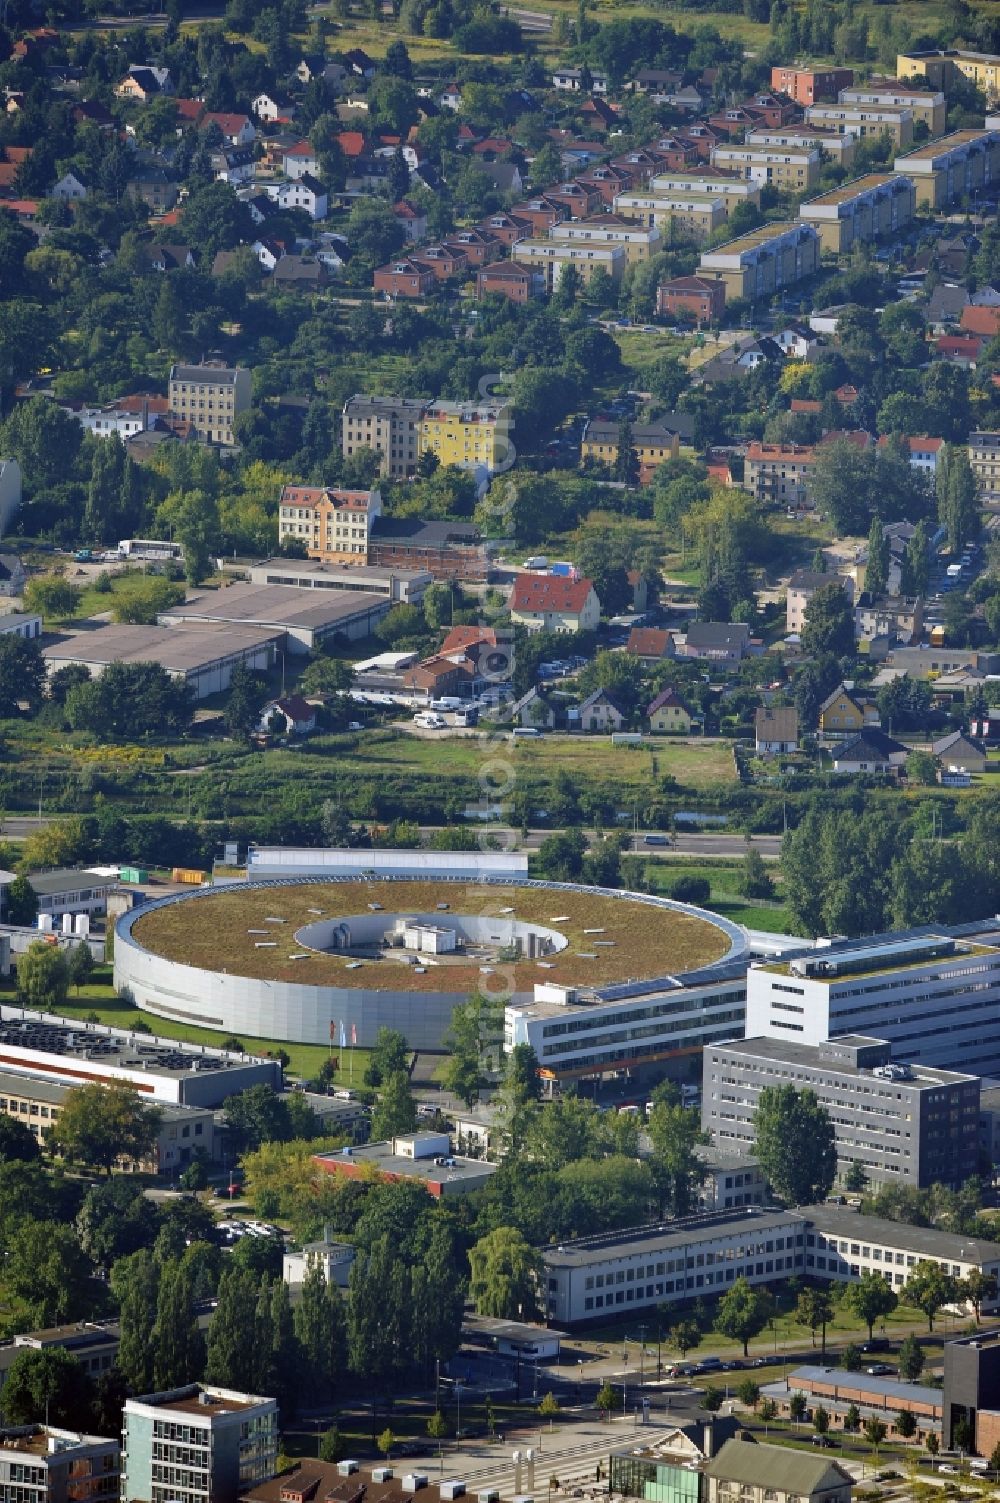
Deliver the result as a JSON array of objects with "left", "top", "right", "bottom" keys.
[{"left": 117, "top": 538, "right": 183, "bottom": 561}]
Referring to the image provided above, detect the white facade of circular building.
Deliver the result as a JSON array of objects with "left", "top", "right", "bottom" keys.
[{"left": 114, "top": 877, "right": 748, "bottom": 1051}]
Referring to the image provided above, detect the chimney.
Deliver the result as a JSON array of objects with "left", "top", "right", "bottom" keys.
[{"left": 702, "top": 1420, "right": 715, "bottom": 1460}]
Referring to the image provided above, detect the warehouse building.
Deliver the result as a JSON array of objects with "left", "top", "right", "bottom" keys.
[
  {"left": 893, "top": 128, "right": 1000, "bottom": 208},
  {"left": 159, "top": 583, "right": 389, "bottom": 653},
  {"left": 0, "top": 1009, "right": 280, "bottom": 1106},
  {"left": 799, "top": 173, "right": 917, "bottom": 254},
  {"left": 698, "top": 222, "right": 820, "bottom": 303},
  {"left": 42, "top": 621, "right": 281, "bottom": 700},
  {"left": 701, "top": 1034, "right": 980, "bottom": 1188},
  {"left": 745, "top": 925, "right": 1000, "bottom": 1076},
  {"left": 246, "top": 558, "right": 430, "bottom": 604}
]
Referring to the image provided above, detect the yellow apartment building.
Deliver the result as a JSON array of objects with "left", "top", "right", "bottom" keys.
[
  {"left": 697, "top": 221, "right": 820, "bottom": 302},
  {"left": 710, "top": 144, "right": 822, "bottom": 190},
  {"left": 514, "top": 237, "right": 626, "bottom": 289},
  {"left": 613, "top": 190, "right": 727, "bottom": 243},
  {"left": 805, "top": 103, "right": 914, "bottom": 147},
  {"left": 418, "top": 402, "right": 509, "bottom": 474},
  {"left": 799, "top": 173, "right": 917, "bottom": 254},
  {"left": 838, "top": 82, "right": 946, "bottom": 135},
  {"left": 893, "top": 128, "right": 1000, "bottom": 208}
]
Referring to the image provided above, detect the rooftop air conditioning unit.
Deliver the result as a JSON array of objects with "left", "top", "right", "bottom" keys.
[
  {"left": 372, "top": 1470, "right": 393, "bottom": 1484},
  {"left": 402, "top": 1476, "right": 428, "bottom": 1493},
  {"left": 441, "top": 1485, "right": 466, "bottom": 1500},
  {"left": 337, "top": 1462, "right": 359, "bottom": 1476}
]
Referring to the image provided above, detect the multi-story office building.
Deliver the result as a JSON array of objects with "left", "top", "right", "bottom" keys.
[
  {"left": 897, "top": 49, "right": 1000, "bottom": 104},
  {"left": 710, "top": 144, "right": 822, "bottom": 190},
  {"left": 799, "top": 173, "right": 917, "bottom": 254},
  {"left": 805, "top": 104, "right": 914, "bottom": 147},
  {"left": 542, "top": 1207, "right": 805, "bottom": 1324},
  {"left": 612, "top": 191, "right": 727, "bottom": 243},
  {"left": 504, "top": 953, "right": 748, "bottom": 1091},
  {"left": 893, "top": 128, "right": 1000, "bottom": 208},
  {"left": 0, "top": 1426, "right": 119, "bottom": 1503},
  {"left": 701, "top": 1034, "right": 981, "bottom": 1188},
  {"left": 340, "top": 395, "right": 425, "bottom": 479},
  {"left": 167, "top": 363, "right": 251, "bottom": 447},
  {"left": 3, "top": 1325, "right": 120, "bottom": 1389},
  {"left": 515, "top": 237, "right": 626, "bottom": 289},
  {"left": 121, "top": 1385, "right": 277, "bottom": 1503},
  {"left": 698, "top": 222, "right": 819, "bottom": 303},
  {"left": 746, "top": 126, "right": 856, "bottom": 168},
  {"left": 745, "top": 926, "right": 1000, "bottom": 1076},
  {"left": 417, "top": 401, "right": 509, "bottom": 475},
  {"left": 542, "top": 1203, "right": 1000, "bottom": 1325},
  {"left": 968, "top": 431, "right": 1000, "bottom": 499},
  {"left": 276, "top": 485, "right": 382, "bottom": 565},
  {"left": 839, "top": 81, "right": 946, "bottom": 135}
]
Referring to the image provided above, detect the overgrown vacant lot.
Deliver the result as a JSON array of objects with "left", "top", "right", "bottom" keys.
[{"left": 132, "top": 877, "right": 733, "bottom": 991}]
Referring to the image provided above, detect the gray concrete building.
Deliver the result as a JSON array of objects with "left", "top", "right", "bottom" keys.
[
  {"left": 42, "top": 622, "right": 282, "bottom": 700},
  {"left": 159, "top": 583, "right": 389, "bottom": 653},
  {"left": 246, "top": 557, "right": 430, "bottom": 604},
  {"left": 0, "top": 1426, "right": 119, "bottom": 1503},
  {"left": 702, "top": 1034, "right": 980, "bottom": 1188}
]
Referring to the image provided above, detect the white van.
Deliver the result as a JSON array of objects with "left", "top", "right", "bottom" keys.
[
  {"left": 512, "top": 726, "right": 543, "bottom": 738},
  {"left": 414, "top": 712, "right": 446, "bottom": 730}
]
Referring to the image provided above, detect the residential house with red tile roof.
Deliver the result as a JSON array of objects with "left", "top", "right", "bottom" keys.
[{"left": 509, "top": 574, "right": 601, "bottom": 633}]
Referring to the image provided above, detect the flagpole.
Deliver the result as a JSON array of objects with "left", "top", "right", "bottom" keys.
[{"left": 350, "top": 1024, "right": 354, "bottom": 1087}]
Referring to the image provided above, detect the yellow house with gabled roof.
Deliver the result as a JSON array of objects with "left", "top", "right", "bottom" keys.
[{"left": 817, "top": 681, "right": 881, "bottom": 736}]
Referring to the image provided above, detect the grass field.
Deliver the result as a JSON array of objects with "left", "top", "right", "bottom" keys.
[{"left": 643, "top": 856, "right": 795, "bottom": 934}]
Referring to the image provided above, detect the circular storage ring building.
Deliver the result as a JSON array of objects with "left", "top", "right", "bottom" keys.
[{"left": 115, "top": 876, "right": 748, "bottom": 1050}]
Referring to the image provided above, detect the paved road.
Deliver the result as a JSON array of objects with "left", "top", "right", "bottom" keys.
[{"left": 414, "top": 826, "right": 783, "bottom": 860}]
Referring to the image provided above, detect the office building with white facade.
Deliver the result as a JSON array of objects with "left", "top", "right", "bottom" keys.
[
  {"left": 745, "top": 926, "right": 1000, "bottom": 1076},
  {"left": 542, "top": 1204, "right": 1000, "bottom": 1325},
  {"left": 0, "top": 1426, "right": 119, "bottom": 1503},
  {"left": 122, "top": 1385, "right": 277, "bottom": 1503},
  {"left": 702, "top": 1034, "right": 981, "bottom": 1188}
]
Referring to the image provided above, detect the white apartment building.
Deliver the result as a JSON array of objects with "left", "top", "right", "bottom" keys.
[
  {"left": 0, "top": 1426, "right": 120, "bottom": 1503},
  {"left": 745, "top": 927, "right": 1000, "bottom": 1075}
]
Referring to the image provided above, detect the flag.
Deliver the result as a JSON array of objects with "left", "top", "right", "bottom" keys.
[
  {"left": 351, "top": 1023, "right": 357, "bottom": 1046},
  {"left": 340, "top": 1021, "right": 347, "bottom": 1049},
  {"left": 329, "top": 1020, "right": 336, "bottom": 1042}
]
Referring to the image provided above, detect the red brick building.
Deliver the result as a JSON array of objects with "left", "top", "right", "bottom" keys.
[
  {"left": 770, "top": 65, "right": 854, "bottom": 105},
  {"left": 477, "top": 261, "right": 545, "bottom": 303},
  {"left": 658, "top": 275, "right": 727, "bottom": 323},
  {"left": 373, "top": 258, "right": 435, "bottom": 298}
]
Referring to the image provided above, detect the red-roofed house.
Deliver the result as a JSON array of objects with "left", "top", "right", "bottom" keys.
[
  {"left": 258, "top": 695, "right": 318, "bottom": 735},
  {"left": 373, "top": 257, "right": 435, "bottom": 298},
  {"left": 961, "top": 304, "right": 1000, "bottom": 339},
  {"left": 627, "top": 627, "right": 674, "bottom": 663},
  {"left": 477, "top": 261, "right": 544, "bottom": 303},
  {"left": 174, "top": 97, "right": 204, "bottom": 124},
  {"left": 936, "top": 334, "right": 983, "bottom": 367},
  {"left": 509, "top": 574, "right": 601, "bottom": 633},
  {"left": 283, "top": 140, "right": 319, "bottom": 178},
  {"left": 201, "top": 112, "right": 255, "bottom": 146},
  {"left": 876, "top": 433, "right": 944, "bottom": 476},
  {"left": 337, "top": 130, "right": 366, "bottom": 159}
]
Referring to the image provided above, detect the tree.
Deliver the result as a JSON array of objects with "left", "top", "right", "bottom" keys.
[
  {"left": 205, "top": 1265, "right": 259, "bottom": 1390},
  {"left": 813, "top": 1405, "right": 830, "bottom": 1436},
  {"left": 961, "top": 1268, "right": 997, "bottom": 1323},
  {"left": 844, "top": 1403, "right": 861, "bottom": 1431},
  {"left": 896, "top": 1409, "right": 916, "bottom": 1439},
  {"left": 737, "top": 1378, "right": 760, "bottom": 1409},
  {"left": 152, "top": 1261, "right": 205, "bottom": 1390},
  {"left": 51, "top": 1082, "right": 162, "bottom": 1173},
  {"left": 758, "top": 1397, "right": 777, "bottom": 1429},
  {"left": 596, "top": 1382, "right": 617, "bottom": 1420},
  {"left": 801, "top": 582, "right": 855, "bottom": 659},
  {"left": 897, "top": 1334, "right": 924, "bottom": 1381},
  {"left": 539, "top": 1392, "right": 560, "bottom": 1429},
  {"left": 845, "top": 1161, "right": 869, "bottom": 1194},
  {"left": 902, "top": 520, "right": 930, "bottom": 597},
  {"left": 468, "top": 1227, "right": 542, "bottom": 1320},
  {"left": 364, "top": 1026, "right": 409, "bottom": 1087},
  {"left": 15, "top": 942, "right": 70, "bottom": 1011},
  {"left": 842, "top": 1344, "right": 862, "bottom": 1373},
  {"left": 906, "top": 1259, "right": 958, "bottom": 1330},
  {"left": 1, "top": 1348, "right": 89, "bottom": 1428},
  {"left": 646, "top": 1099, "right": 708, "bottom": 1216},
  {"left": 371, "top": 1070, "right": 417, "bottom": 1141},
  {"left": 4, "top": 875, "right": 38, "bottom": 926},
  {"left": 319, "top": 1427, "right": 344, "bottom": 1463},
  {"left": 23, "top": 575, "right": 81, "bottom": 621},
  {"left": 443, "top": 992, "right": 500, "bottom": 1108},
  {"left": 178, "top": 180, "right": 253, "bottom": 260},
  {"left": 0, "top": 1114, "right": 39, "bottom": 1163},
  {"left": 752, "top": 1085, "right": 837, "bottom": 1206},
  {"left": 789, "top": 1392, "right": 807, "bottom": 1423},
  {"left": 845, "top": 1270, "right": 898, "bottom": 1341},
  {"left": 865, "top": 515, "right": 888, "bottom": 600},
  {"left": 614, "top": 418, "right": 640, "bottom": 486},
  {"left": 68, "top": 942, "right": 95, "bottom": 994},
  {"left": 0, "top": 635, "right": 45, "bottom": 717},
  {"left": 938, "top": 444, "right": 979, "bottom": 555},
  {"left": 293, "top": 1263, "right": 345, "bottom": 1398},
  {"left": 739, "top": 841, "right": 775, "bottom": 900},
  {"left": 863, "top": 1417, "right": 887, "bottom": 1458},
  {"left": 5, "top": 1220, "right": 94, "bottom": 1327},
  {"left": 66, "top": 661, "right": 192, "bottom": 740},
  {"left": 223, "top": 1085, "right": 291, "bottom": 1152},
  {"left": 77, "top": 1179, "right": 158, "bottom": 1271},
  {"left": 225, "top": 663, "right": 264, "bottom": 742},
  {"left": 796, "top": 1286, "right": 833, "bottom": 1356},
  {"left": 111, "top": 1249, "right": 158, "bottom": 1393},
  {"left": 670, "top": 1320, "right": 701, "bottom": 1358},
  {"left": 714, "top": 1278, "right": 773, "bottom": 1357}
]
